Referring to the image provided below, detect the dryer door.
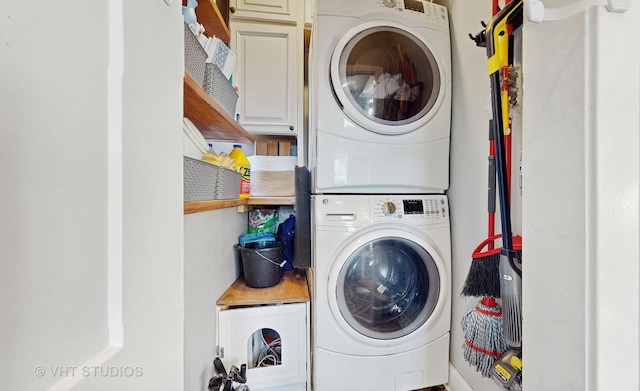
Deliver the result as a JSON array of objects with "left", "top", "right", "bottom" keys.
[
  {"left": 330, "top": 233, "right": 443, "bottom": 341},
  {"left": 330, "top": 21, "right": 444, "bottom": 135}
]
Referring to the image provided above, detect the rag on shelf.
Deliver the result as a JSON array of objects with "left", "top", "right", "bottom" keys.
[{"left": 202, "top": 37, "right": 236, "bottom": 79}]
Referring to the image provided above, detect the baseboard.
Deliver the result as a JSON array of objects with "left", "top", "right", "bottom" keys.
[{"left": 444, "top": 363, "right": 474, "bottom": 391}]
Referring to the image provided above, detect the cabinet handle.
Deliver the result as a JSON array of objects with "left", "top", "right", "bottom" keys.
[
  {"left": 230, "top": 6, "right": 236, "bottom": 13},
  {"left": 289, "top": 125, "right": 294, "bottom": 131}
]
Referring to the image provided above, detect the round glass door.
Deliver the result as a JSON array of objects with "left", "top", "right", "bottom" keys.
[
  {"left": 331, "top": 25, "right": 442, "bottom": 134},
  {"left": 335, "top": 237, "right": 441, "bottom": 340}
]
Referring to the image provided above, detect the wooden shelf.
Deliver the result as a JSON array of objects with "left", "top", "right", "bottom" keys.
[
  {"left": 217, "top": 269, "right": 310, "bottom": 306},
  {"left": 184, "top": 196, "right": 296, "bottom": 214},
  {"left": 193, "top": 0, "right": 230, "bottom": 44},
  {"left": 248, "top": 196, "right": 295, "bottom": 205},
  {"left": 184, "top": 198, "right": 247, "bottom": 214},
  {"left": 183, "top": 74, "right": 254, "bottom": 143}
]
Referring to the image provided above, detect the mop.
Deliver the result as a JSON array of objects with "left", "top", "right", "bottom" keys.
[{"left": 461, "top": 297, "right": 508, "bottom": 377}]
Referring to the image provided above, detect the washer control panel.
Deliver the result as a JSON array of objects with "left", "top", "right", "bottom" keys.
[
  {"left": 372, "top": 195, "right": 448, "bottom": 222},
  {"left": 313, "top": 195, "right": 448, "bottom": 227}
]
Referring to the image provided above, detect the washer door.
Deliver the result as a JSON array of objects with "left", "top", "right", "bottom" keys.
[
  {"left": 329, "top": 231, "right": 443, "bottom": 341},
  {"left": 330, "top": 21, "right": 444, "bottom": 135}
]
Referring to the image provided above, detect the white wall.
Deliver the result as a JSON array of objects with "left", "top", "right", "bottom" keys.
[
  {"left": 184, "top": 209, "right": 247, "bottom": 391},
  {"left": 0, "top": 1, "right": 185, "bottom": 390},
  {"left": 522, "top": 2, "right": 639, "bottom": 390},
  {"left": 522, "top": 6, "right": 588, "bottom": 390}
]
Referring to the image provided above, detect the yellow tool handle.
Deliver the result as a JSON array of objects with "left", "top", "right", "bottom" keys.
[
  {"left": 501, "top": 71, "right": 511, "bottom": 136},
  {"left": 486, "top": 0, "right": 522, "bottom": 75}
]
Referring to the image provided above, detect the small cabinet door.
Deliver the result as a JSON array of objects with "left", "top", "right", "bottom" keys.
[
  {"left": 230, "top": 0, "right": 299, "bottom": 23},
  {"left": 231, "top": 20, "right": 302, "bottom": 136},
  {"left": 217, "top": 303, "right": 308, "bottom": 390}
]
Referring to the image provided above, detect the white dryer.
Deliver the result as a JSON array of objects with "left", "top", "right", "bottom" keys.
[
  {"left": 311, "top": 194, "right": 451, "bottom": 391},
  {"left": 309, "top": 0, "right": 452, "bottom": 194}
]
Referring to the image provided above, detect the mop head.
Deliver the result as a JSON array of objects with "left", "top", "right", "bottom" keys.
[{"left": 461, "top": 298, "right": 508, "bottom": 377}]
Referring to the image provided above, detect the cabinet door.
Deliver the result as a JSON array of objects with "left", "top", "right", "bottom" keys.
[
  {"left": 217, "top": 303, "right": 308, "bottom": 390},
  {"left": 231, "top": 20, "right": 302, "bottom": 136},
  {"left": 304, "top": 0, "right": 314, "bottom": 27},
  {"left": 230, "top": 0, "right": 300, "bottom": 23}
]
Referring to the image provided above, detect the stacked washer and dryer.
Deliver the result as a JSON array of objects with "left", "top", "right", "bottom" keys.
[{"left": 308, "top": 0, "right": 452, "bottom": 390}]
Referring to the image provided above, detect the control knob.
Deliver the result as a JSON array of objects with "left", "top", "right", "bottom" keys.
[{"left": 382, "top": 201, "right": 397, "bottom": 215}]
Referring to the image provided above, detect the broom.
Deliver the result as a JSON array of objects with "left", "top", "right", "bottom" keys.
[
  {"left": 461, "top": 121, "right": 501, "bottom": 298},
  {"left": 462, "top": 0, "right": 520, "bottom": 299}
]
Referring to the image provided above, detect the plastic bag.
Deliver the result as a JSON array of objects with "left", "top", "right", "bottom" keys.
[{"left": 276, "top": 214, "right": 295, "bottom": 271}]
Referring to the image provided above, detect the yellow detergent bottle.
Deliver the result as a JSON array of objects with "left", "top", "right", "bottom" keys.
[{"left": 229, "top": 144, "right": 251, "bottom": 198}]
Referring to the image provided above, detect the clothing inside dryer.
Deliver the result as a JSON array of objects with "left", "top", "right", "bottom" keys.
[
  {"left": 336, "top": 26, "right": 441, "bottom": 125},
  {"left": 336, "top": 237, "right": 440, "bottom": 340}
]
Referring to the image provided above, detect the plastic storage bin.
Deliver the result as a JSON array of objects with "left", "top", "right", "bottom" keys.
[
  {"left": 184, "top": 157, "right": 242, "bottom": 201},
  {"left": 215, "top": 167, "right": 242, "bottom": 200},
  {"left": 203, "top": 63, "right": 239, "bottom": 117},
  {"left": 184, "top": 23, "right": 207, "bottom": 86},
  {"left": 184, "top": 156, "right": 218, "bottom": 201}
]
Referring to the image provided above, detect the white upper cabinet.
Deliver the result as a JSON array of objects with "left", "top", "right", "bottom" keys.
[
  {"left": 230, "top": 0, "right": 300, "bottom": 23},
  {"left": 304, "top": 0, "right": 314, "bottom": 27},
  {"left": 230, "top": 21, "right": 302, "bottom": 136},
  {"left": 229, "top": 0, "right": 304, "bottom": 138}
]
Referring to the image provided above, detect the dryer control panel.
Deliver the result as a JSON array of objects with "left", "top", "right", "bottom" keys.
[{"left": 375, "top": 0, "right": 449, "bottom": 27}]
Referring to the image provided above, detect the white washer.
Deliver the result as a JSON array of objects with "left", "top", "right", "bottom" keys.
[
  {"left": 309, "top": 0, "right": 451, "bottom": 194},
  {"left": 311, "top": 194, "right": 451, "bottom": 391}
]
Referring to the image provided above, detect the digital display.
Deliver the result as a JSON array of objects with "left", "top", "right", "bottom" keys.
[
  {"left": 403, "top": 199, "right": 424, "bottom": 214},
  {"left": 404, "top": 0, "right": 425, "bottom": 13}
]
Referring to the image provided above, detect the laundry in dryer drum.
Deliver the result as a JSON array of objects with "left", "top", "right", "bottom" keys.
[{"left": 358, "top": 73, "right": 402, "bottom": 99}]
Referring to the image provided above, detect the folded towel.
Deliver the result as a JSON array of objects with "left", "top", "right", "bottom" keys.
[{"left": 204, "top": 36, "right": 236, "bottom": 79}]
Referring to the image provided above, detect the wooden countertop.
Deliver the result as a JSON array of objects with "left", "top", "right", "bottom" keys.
[{"left": 217, "top": 269, "right": 310, "bottom": 306}]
